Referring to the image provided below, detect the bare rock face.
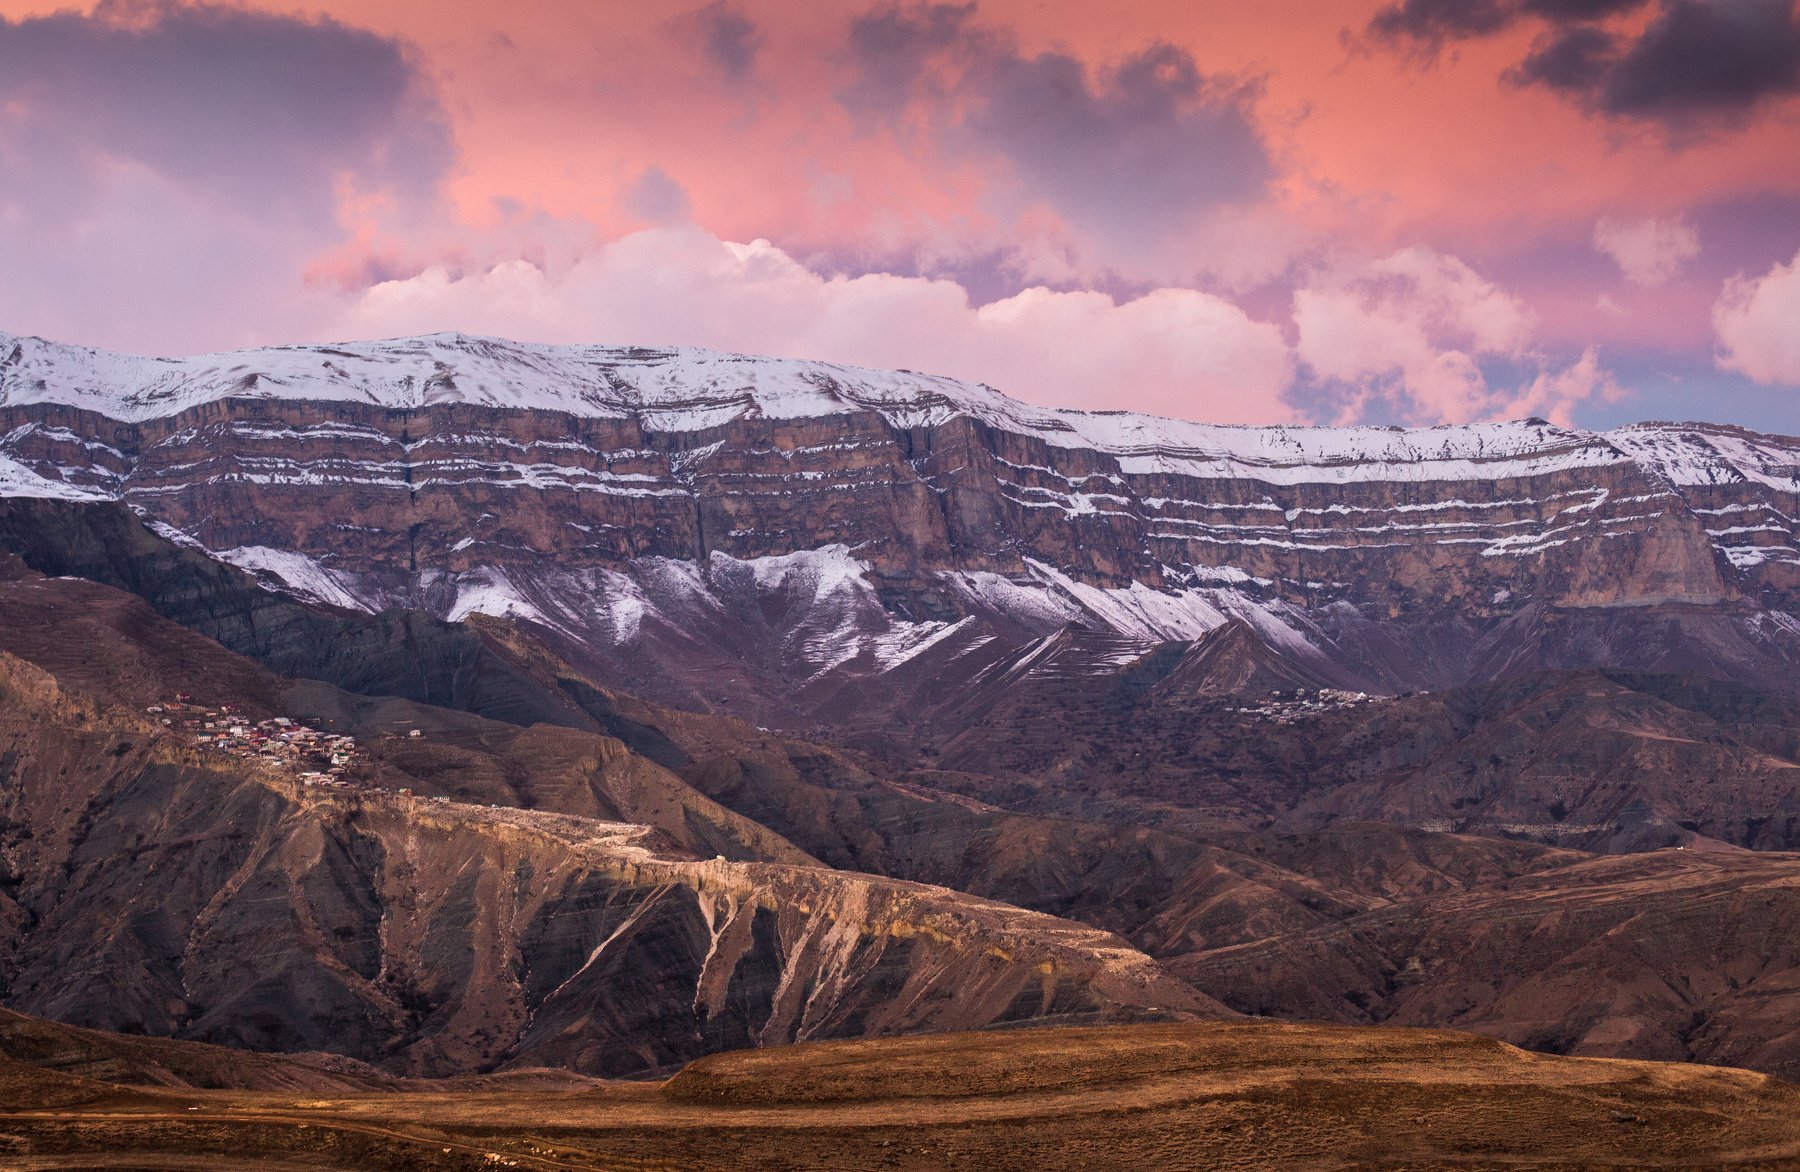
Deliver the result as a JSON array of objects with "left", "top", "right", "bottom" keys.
[
  {"left": 5, "top": 332, "right": 1800, "bottom": 719},
  {"left": 0, "top": 395, "right": 1742, "bottom": 611}
]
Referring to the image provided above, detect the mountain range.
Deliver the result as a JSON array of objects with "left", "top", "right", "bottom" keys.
[{"left": 9, "top": 329, "right": 1800, "bottom": 1089}]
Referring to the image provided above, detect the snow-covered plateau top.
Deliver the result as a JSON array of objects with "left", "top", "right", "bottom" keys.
[{"left": 2, "top": 328, "right": 1795, "bottom": 487}]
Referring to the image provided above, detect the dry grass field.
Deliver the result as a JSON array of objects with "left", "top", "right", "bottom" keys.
[{"left": 7, "top": 1019, "right": 1800, "bottom": 1170}]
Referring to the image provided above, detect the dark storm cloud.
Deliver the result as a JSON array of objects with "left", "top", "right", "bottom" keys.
[
  {"left": 1368, "top": 0, "right": 1516, "bottom": 47},
  {"left": 1370, "top": 0, "right": 1800, "bottom": 127},
  {"left": 684, "top": 1, "right": 763, "bottom": 83},
  {"left": 839, "top": 2, "right": 981, "bottom": 123},
  {"left": 0, "top": 0, "right": 452, "bottom": 227},
  {"left": 839, "top": 4, "right": 1270, "bottom": 245},
  {"left": 1523, "top": 0, "right": 1653, "bottom": 17},
  {"left": 1368, "top": 0, "right": 1648, "bottom": 48},
  {"left": 1512, "top": 0, "right": 1800, "bottom": 123},
  {"left": 1507, "top": 23, "right": 1617, "bottom": 88},
  {"left": 963, "top": 43, "right": 1270, "bottom": 230}
]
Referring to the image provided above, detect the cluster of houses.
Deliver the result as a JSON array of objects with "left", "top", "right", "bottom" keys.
[
  {"left": 1226, "top": 687, "right": 1380, "bottom": 724},
  {"left": 147, "top": 695, "right": 381, "bottom": 785},
  {"left": 145, "top": 698, "right": 487, "bottom": 810}
]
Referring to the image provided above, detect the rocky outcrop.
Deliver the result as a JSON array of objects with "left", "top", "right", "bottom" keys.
[
  {"left": 0, "top": 390, "right": 1759, "bottom": 610},
  {"left": 908, "top": 643, "right": 1800, "bottom": 852}
]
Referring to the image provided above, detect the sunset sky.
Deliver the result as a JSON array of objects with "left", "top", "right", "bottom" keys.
[{"left": 2, "top": 0, "right": 1798, "bottom": 430}]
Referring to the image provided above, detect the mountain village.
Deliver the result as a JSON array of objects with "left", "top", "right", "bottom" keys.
[{"left": 144, "top": 697, "right": 440, "bottom": 800}]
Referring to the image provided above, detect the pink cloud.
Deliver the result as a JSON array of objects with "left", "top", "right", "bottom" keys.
[
  {"left": 337, "top": 229, "right": 1623, "bottom": 428},
  {"left": 1716, "top": 248, "right": 1800, "bottom": 386},
  {"left": 0, "top": 0, "right": 1791, "bottom": 429},
  {"left": 1294, "top": 248, "right": 1544, "bottom": 422},
  {"left": 1502, "top": 346, "right": 1627, "bottom": 426},
  {"left": 0, "top": 0, "right": 452, "bottom": 354},
  {"left": 335, "top": 227, "right": 1295, "bottom": 423},
  {"left": 1594, "top": 214, "right": 1701, "bottom": 287}
]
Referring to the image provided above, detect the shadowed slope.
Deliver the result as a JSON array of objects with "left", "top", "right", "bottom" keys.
[{"left": 0, "top": 576, "right": 1216, "bottom": 1079}]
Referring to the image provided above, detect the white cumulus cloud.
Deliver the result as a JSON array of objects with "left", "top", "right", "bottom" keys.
[
  {"left": 1715, "top": 248, "right": 1800, "bottom": 386},
  {"left": 337, "top": 227, "right": 1296, "bottom": 423},
  {"left": 1294, "top": 247, "right": 1544, "bottom": 423},
  {"left": 335, "top": 230, "right": 1618, "bottom": 429}
]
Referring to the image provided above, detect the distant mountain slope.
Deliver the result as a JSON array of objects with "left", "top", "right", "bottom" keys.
[
  {"left": 1175, "top": 846, "right": 1800, "bottom": 1080},
  {"left": 19, "top": 502, "right": 1800, "bottom": 1080},
  {"left": 6, "top": 328, "right": 1800, "bottom": 721}
]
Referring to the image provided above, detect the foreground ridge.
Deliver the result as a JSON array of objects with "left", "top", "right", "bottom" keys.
[{"left": 5, "top": 1014, "right": 1800, "bottom": 1170}]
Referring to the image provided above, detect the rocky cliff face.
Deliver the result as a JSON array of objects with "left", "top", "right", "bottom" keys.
[
  {"left": 22, "top": 330, "right": 1800, "bottom": 1084},
  {"left": 6, "top": 331, "right": 1800, "bottom": 717}
]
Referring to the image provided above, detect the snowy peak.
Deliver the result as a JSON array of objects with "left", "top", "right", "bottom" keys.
[
  {"left": 1605, "top": 422, "right": 1800, "bottom": 493},
  {"left": 0, "top": 329, "right": 991, "bottom": 431},
  {"left": 0, "top": 326, "right": 1753, "bottom": 486}
]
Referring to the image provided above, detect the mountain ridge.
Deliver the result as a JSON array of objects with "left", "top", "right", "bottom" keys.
[
  {"left": 5, "top": 327, "right": 1800, "bottom": 728},
  {"left": 4, "top": 326, "right": 1796, "bottom": 484}
]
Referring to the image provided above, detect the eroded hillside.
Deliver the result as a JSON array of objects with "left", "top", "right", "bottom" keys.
[{"left": 0, "top": 577, "right": 1212, "bottom": 1077}]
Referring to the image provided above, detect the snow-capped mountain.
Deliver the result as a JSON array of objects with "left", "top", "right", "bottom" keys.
[{"left": 6, "top": 327, "right": 1800, "bottom": 719}]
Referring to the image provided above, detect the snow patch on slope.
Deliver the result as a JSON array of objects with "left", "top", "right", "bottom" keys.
[
  {"left": 161, "top": 525, "right": 1337, "bottom": 689},
  {"left": 442, "top": 566, "right": 567, "bottom": 632},
  {"left": 0, "top": 451, "right": 110, "bottom": 501},
  {"left": 1021, "top": 558, "right": 1230, "bottom": 642},
  {"left": 141, "top": 518, "right": 209, "bottom": 551},
  {"left": 707, "top": 545, "right": 973, "bottom": 680},
  {"left": 944, "top": 570, "right": 1089, "bottom": 631},
  {"left": 739, "top": 544, "right": 872, "bottom": 598},
  {"left": 215, "top": 546, "right": 376, "bottom": 612}
]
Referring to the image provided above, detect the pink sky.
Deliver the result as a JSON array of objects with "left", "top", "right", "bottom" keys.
[{"left": 2, "top": 0, "right": 1798, "bottom": 428}]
